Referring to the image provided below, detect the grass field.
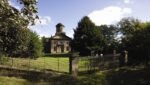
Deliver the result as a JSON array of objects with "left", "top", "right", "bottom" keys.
[
  {"left": 0, "top": 76, "right": 48, "bottom": 85},
  {"left": 0, "top": 56, "right": 92, "bottom": 73},
  {"left": 0, "top": 56, "right": 149, "bottom": 85},
  {"left": 0, "top": 56, "right": 69, "bottom": 73},
  {"left": 0, "top": 66, "right": 149, "bottom": 85}
]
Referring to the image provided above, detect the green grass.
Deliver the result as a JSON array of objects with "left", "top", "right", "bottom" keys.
[
  {"left": 78, "top": 66, "right": 150, "bottom": 85},
  {"left": 78, "top": 57, "right": 90, "bottom": 71},
  {"left": 0, "top": 65, "right": 150, "bottom": 85},
  {"left": 1, "top": 56, "right": 149, "bottom": 85},
  {"left": 0, "top": 56, "right": 91, "bottom": 73},
  {"left": 0, "top": 56, "right": 69, "bottom": 73},
  {"left": 0, "top": 76, "right": 49, "bottom": 85}
]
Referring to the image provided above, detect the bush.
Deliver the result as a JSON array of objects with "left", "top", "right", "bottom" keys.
[
  {"left": 0, "top": 55, "right": 9, "bottom": 65},
  {"left": 28, "top": 31, "right": 43, "bottom": 58}
]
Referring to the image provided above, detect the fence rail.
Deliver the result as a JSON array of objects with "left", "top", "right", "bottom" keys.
[
  {"left": 0, "top": 52, "right": 126, "bottom": 78},
  {"left": 0, "top": 56, "right": 69, "bottom": 73},
  {"left": 78, "top": 54, "right": 120, "bottom": 73}
]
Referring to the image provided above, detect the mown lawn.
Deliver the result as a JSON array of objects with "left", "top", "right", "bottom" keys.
[
  {"left": 0, "top": 56, "right": 69, "bottom": 73},
  {"left": 0, "top": 56, "right": 91, "bottom": 73}
]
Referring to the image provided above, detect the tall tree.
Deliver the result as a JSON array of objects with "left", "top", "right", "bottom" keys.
[
  {"left": 41, "top": 37, "right": 50, "bottom": 53},
  {"left": 98, "top": 25, "right": 118, "bottom": 54},
  {"left": 118, "top": 17, "right": 150, "bottom": 65},
  {"left": 126, "top": 22, "right": 150, "bottom": 65},
  {"left": 73, "top": 16, "right": 104, "bottom": 56},
  {"left": 0, "top": 0, "right": 38, "bottom": 57},
  {"left": 28, "top": 31, "right": 43, "bottom": 58},
  {"left": 118, "top": 17, "right": 141, "bottom": 37},
  {"left": 117, "top": 17, "right": 141, "bottom": 50},
  {"left": 0, "top": 0, "right": 38, "bottom": 25}
]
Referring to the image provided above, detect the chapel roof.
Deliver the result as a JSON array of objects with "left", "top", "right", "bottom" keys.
[{"left": 50, "top": 33, "right": 71, "bottom": 40}]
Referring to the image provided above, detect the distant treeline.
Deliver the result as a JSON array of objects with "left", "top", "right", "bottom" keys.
[{"left": 72, "top": 16, "right": 150, "bottom": 65}]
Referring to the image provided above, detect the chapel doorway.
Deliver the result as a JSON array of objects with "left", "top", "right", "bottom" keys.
[{"left": 61, "top": 45, "right": 64, "bottom": 53}]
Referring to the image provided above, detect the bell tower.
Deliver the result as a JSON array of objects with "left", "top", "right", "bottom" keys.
[{"left": 56, "top": 23, "right": 64, "bottom": 35}]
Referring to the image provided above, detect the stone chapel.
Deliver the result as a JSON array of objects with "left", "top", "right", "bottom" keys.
[{"left": 50, "top": 23, "right": 72, "bottom": 54}]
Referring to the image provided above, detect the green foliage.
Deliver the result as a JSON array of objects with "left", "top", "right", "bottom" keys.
[
  {"left": 126, "top": 23, "right": 150, "bottom": 65},
  {"left": 0, "top": 16, "right": 30, "bottom": 56},
  {"left": 118, "top": 17, "right": 141, "bottom": 37},
  {"left": 73, "top": 16, "right": 120, "bottom": 55},
  {"left": 73, "top": 16, "right": 150, "bottom": 65},
  {"left": 73, "top": 16, "right": 104, "bottom": 55},
  {"left": 0, "top": 0, "right": 38, "bottom": 25},
  {"left": 41, "top": 37, "right": 50, "bottom": 53},
  {"left": 0, "top": 0, "right": 38, "bottom": 26},
  {"left": 28, "top": 31, "right": 43, "bottom": 58},
  {"left": 0, "top": 0, "right": 39, "bottom": 58},
  {"left": 0, "top": 55, "right": 9, "bottom": 65},
  {"left": 118, "top": 17, "right": 150, "bottom": 65},
  {"left": 98, "top": 25, "right": 119, "bottom": 54}
]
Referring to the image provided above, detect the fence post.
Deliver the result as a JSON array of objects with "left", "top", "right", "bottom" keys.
[
  {"left": 69, "top": 53, "right": 79, "bottom": 78},
  {"left": 119, "top": 50, "right": 128, "bottom": 66},
  {"left": 113, "top": 50, "right": 120, "bottom": 68},
  {"left": 69, "top": 55, "right": 72, "bottom": 74},
  {"left": 124, "top": 50, "right": 128, "bottom": 65},
  {"left": 113, "top": 50, "right": 116, "bottom": 60}
]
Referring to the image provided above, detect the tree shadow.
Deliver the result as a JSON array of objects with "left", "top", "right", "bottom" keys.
[
  {"left": 105, "top": 66, "right": 150, "bottom": 85},
  {"left": 0, "top": 66, "right": 150, "bottom": 85},
  {"left": 0, "top": 67, "right": 54, "bottom": 82},
  {"left": 0, "top": 67, "right": 84, "bottom": 85}
]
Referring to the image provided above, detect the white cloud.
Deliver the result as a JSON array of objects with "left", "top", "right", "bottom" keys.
[
  {"left": 123, "top": 8, "right": 132, "bottom": 13},
  {"left": 88, "top": 6, "right": 132, "bottom": 25},
  {"left": 34, "top": 16, "right": 51, "bottom": 25},
  {"left": 124, "top": 0, "right": 130, "bottom": 4},
  {"left": 8, "top": 1, "right": 21, "bottom": 10},
  {"left": 30, "top": 25, "right": 54, "bottom": 37},
  {"left": 30, "top": 16, "right": 52, "bottom": 37},
  {"left": 123, "top": 0, "right": 134, "bottom": 4}
]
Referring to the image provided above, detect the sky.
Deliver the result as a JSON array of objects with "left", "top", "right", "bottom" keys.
[{"left": 9, "top": 0, "right": 150, "bottom": 38}]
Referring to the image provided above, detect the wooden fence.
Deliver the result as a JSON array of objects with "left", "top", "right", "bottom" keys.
[{"left": 70, "top": 52, "right": 128, "bottom": 78}]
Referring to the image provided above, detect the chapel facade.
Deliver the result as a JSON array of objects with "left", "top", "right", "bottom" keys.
[{"left": 50, "top": 23, "right": 72, "bottom": 54}]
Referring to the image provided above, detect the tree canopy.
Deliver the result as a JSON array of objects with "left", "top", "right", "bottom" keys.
[
  {"left": 0, "top": 0, "right": 43, "bottom": 58},
  {"left": 73, "top": 16, "right": 104, "bottom": 55},
  {"left": 117, "top": 17, "right": 150, "bottom": 65},
  {"left": 73, "top": 16, "right": 150, "bottom": 66}
]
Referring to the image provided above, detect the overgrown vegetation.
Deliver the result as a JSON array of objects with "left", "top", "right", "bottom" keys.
[{"left": 73, "top": 16, "right": 150, "bottom": 65}]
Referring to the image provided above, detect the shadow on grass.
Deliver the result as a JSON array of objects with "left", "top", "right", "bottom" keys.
[
  {"left": 0, "top": 66, "right": 150, "bottom": 85},
  {"left": 0, "top": 67, "right": 84, "bottom": 85},
  {"left": 0, "top": 67, "right": 54, "bottom": 82},
  {"left": 44, "top": 53, "right": 71, "bottom": 57},
  {"left": 105, "top": 66, "right": 150, "bottom": 85},
  {"left": 77, "top": 66, "right": 150, "bottom": 85}
]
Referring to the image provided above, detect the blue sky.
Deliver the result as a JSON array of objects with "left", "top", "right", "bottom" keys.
[{"left": 9, "top": 0, "right": 150, "bottom": 38}]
